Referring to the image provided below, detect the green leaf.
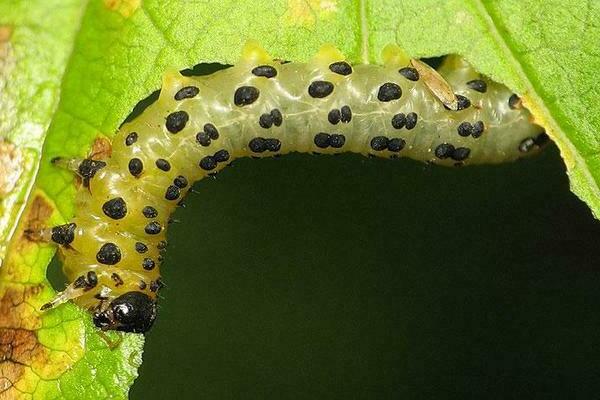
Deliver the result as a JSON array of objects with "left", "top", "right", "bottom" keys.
[{"left": 1, "top": 0, "right": 598, "bottom": 398}]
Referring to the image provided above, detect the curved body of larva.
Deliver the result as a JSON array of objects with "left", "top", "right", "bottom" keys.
[{"left": 45, "top": 43, "right": 546, "bottom": 333}]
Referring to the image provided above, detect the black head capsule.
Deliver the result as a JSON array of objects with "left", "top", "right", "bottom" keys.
[{"left": 92, "top": 291, "right": 157, "bottom": 333}]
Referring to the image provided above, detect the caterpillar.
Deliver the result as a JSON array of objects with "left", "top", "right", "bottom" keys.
[{"left": 33, "top": 42, "right": 547, "bottom": 333}]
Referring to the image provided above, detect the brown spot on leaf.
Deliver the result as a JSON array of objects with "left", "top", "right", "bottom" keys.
[
  {"left": 103, "top": 0, "right": 142, "bottom": 18},
  {"left": 89, "top": 136, "right": 112, "bottom": 160},
  {"left": 20, "top": 195, "right": 53, "bottom": 246},
  {"left": 0, "top": 285, "right": 46, "bottom": 397},
  {"left": 0, "top": 138, "right": 23, "bottom": 197}
]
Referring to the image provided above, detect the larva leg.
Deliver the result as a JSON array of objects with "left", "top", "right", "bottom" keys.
[
  {"left": 40, "top": 272, "right": 96, "bottom": 310},
  {"left": 51, "top": 157, "right": 106, "bottom": 187},
  {"left": 24, "top": 222, "right": 76, "bottom": 247}
]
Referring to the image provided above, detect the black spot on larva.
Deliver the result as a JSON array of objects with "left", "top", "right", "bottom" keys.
[
  {"left": 199, "top": 156, "right": 217, "bottom": 171},
  {"left": 150, "top": 278, "right": 164, "bottom": 293},
  {"left": 405, "top": 112, "right": 418, "bottom": 130},
  {"left": 259, "top": 113, "right": 273, "bottom": 128},
  {"left": 391, "top": 113, "right": 406, "bottom": 129},
  {"left": 155, "top": 158, "right": 171, "bottom": 172},
  {"left": 388, "top": 138, "right": 406, "bottom": 152},
  {"left": 329, "top": 134, "right": 345, "bottom": 148},
  {"left": 125, "top": 132, "right": 138, "bottom": 146},
  {"left": 455, "top": 95, "right": 471, "bottom": 110},
  {"left": 452, "top": 147, "right": 471, "bottom": 161},
  {"left": 234, "top": 86, "right": 260, "bottom": 106},
  {"left": 214, "top": 149, "right": 230, "bottom": 163},
  {"left": 87, "top": 271, "right": 98, "bottom": 288},
  {"left": 265, "top": 138, "right": 281, "bottom": 152},
  {"left": 271, "top": 109, "right": 283, "bottom": 126},
  {"left": 249, "top": 137, "right": 266, "bottom": 153},
  {"left": 96, "top": 243, "right": 121, "bottom": 265},
  {"left": 508, "top": 94, "right": 521, "bottom": 109},
  {"left": 457, "top": 122, "right": 473, "bottom": 137},
  {"left": 142, "top": 206, "right": 157, "bottom": 218},
  {"left": 204, "top": 123, "right": 219, "bottom": 139},
  {"left": 139, "top": 280, "right": 147, "bottom": 290},
  {"left": 128, "top": 158, "right": 143, "bottom": 177},
  {"left": 340, "top": 106, "right": 352, "bottom": 123},
  {"left": 165, "top": 110, "right": 189, "bottom": 133},
  {"left": 398, "top": 67, "right": 419, "bottom": 81},
  {"left": 174, "top": 86, "right": 200, "bottom": 100},
  {"left": 78, "top": 159, "right": 106, "bottom": 186},
  {"left": 174, "top": 175, "right": 188, "bottom": 188},
  {"left": 370, "top": 136, "right": 389, "bottom": 151},
  {"left": 252, "top": 65, "right": 277, "bottom": 78},
  {"left": 328, "top": 109, "right": 341, "bottom": 125},
  {"left": 135, "top": 242, "right": 148, "bottom": 254},
  {"left": 165, "top": 185, "right": 180, "bottom": 201},
  {"left": 111, "top": 273, "right": 124, "bottom": 287},
  {"left": 434, "top": 143, "right": 456, "bottom": 159},
  {"left": 377, "top": 82, "right": 402, "bottom": 102},
  {"left": 314, "top": 133, "right": 331, "bottom": 148},
  {"left": 308, "top": 81, "right": 334, "bottom": 98},
  {"left": 196, "top": 132, "right": 211, "bottom": 147},
  {"left": 157, "top": 240, "right": 167, "bottom": 250},
  {"left": 142, "top": 258, "right": 156, "bottom": 271},
  {"left": 518, "top": 138, "right": 536, "bottom": 153},
  {"left": 466, "top": 79, "right": 487, "bottom": 93},
  {"left": 51, "top": 223, "right": 76, "bottom": 246},
  {"left": 145, "top": 221, "right": 162, "bottom": 235},
  {"left": 329, "top": 61, "right": 352, "bottom": 75},
  {"left": 472, "top": 121, "right": 485, "bottom": 138},
  {"left": 102, "top": 197, "right": 127, "bottom": 220}
]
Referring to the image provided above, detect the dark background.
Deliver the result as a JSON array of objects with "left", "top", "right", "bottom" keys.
[
  {"left": 49, "top": 143, "right": 600, "bottom": 398},
  {"left": 124, "top": 144, "right": 600, "bottom": 399}
]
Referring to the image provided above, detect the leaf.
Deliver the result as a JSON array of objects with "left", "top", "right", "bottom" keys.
[{"left": 1, "top": 0, "right": 599, "bottom": 398}]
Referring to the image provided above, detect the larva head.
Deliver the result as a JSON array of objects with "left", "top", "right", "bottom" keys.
[{"left": 92, "top": 291, "right": 157, "bottom": 333}]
